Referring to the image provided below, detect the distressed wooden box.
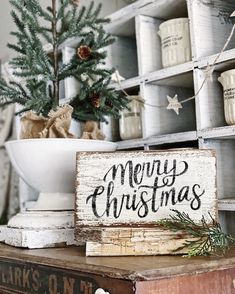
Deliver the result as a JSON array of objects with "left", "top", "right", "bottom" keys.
[{"left": 75, "top": 149, "right": 217, "bottom": 256}]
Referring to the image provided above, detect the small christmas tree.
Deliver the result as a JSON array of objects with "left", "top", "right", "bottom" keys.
[{"left": 0, "top": 0, "right": 128, "bottom": 131}]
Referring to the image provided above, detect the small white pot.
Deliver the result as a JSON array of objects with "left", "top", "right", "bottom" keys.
[
  {"left": 158, "top": 18, "right": 192, "bottom": 68},
  {"left": 218, "top": 69, "right": 235, "bottom": 125},
  {"left": 119, "top": 96, "right": 142, "bottom": 140}
]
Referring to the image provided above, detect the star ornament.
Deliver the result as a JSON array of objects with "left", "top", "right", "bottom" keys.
[
  {"left": 111, "top": 70, "right": 125, "bottom": 83},
  {"left": 166, "top": 95, "right": 183, "bottom": 115}
]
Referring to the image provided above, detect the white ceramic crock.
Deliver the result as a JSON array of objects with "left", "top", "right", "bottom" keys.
[
  {"left": 158, "top": 18, "right": 192, "bottom": 68},
  {"left": 119, "top": 96, "right": 142, "bottom": 140},
  {"left": 218, "top": 69, "right": 235, "bottom": 125}
]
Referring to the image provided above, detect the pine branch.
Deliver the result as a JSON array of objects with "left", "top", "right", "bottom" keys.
[{"left": 158, "top": 210, "right": 235, "bottom": 257}]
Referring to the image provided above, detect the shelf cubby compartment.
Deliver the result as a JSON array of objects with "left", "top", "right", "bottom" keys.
[
  {"left": 199, "top": 138, "right": 235, "bottom": 200},
  {"left": 135, "top": 0, "right": 189, "bottom": 75},
  {"left": 195, "top": 54, "right": 235, "bottom": 132},
  {"left": 106, "top": 36, "right": 138, "bottom": 79},
  {"left": 188, "top": 0, "right": 235, "bottom": 59},
  {"left": 140, "top": 71, "right": 196, "bottom": 138}
]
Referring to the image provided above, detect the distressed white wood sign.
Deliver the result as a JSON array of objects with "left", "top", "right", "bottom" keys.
[{"left": 75, "top": 149, "right": 217, "bottom": 229}]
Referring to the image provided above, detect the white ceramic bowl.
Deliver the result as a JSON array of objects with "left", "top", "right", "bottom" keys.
[{"left": 5, "top": 139, "right": 117, "bottom": 194}]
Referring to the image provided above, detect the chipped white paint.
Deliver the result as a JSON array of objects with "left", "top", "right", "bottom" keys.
[
  {"left": 3, "top": 227, "right": 78, "bottom": 249},
  {"left": 75, "top": 150, "right": 217, "bottom": 228},
  {"left": 1, "top": 211, "right": 78, "bottom": 249},
  {"left": 77, "top": 227, "right": 192, "bottom": 256}
]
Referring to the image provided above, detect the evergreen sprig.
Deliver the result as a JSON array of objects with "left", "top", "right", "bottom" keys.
[
  {"left": 158, "top": 210, "right": 235, "bottom": 257},
  {"left": 0, "top": 0, "right": 128, "bottom": 122}
]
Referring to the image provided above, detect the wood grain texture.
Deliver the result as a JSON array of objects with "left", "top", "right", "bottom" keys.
[
  {"left": 1, "top": 244, "right": 235, "bottom": 283},
  {"left": 75, "top": 150, "right": 217, "bottom": 228},
  {"left": 76, "top": 227, "right": 193, "bottom": 256},
  {"left": 135, "top": 267, "right": 235, "bottom": 294}
]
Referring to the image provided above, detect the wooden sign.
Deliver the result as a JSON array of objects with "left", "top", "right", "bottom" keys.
[{"left": 75, "top": 149, "right": 217, "bottom": 229}]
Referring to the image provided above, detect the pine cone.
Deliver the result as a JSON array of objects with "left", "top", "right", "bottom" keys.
[
  {"left": 90, "top": 93, "right": 100, "bottom": 108},
  {"left": 77, "top": 45, "right": 92, "bottom": 61}
]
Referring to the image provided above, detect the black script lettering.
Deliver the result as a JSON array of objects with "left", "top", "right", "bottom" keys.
[
  {"left": 32, "top": 270, "right": 40, "bottom": 291},
  {"left": 178, "top": 186, "right": 190, "bottom": 203},
  {"left": 105, "top": 181, "right": 119, "bottom": 218},
  {"left": 134, "top": 163, "right": 144, "bottom": 185},
  {"left": 138, "top": 191, "right": 151, "bottom": 218},
  {"left": 63, "top": 277, "right": 75, "bottom": 294},
  {"left": 86, "top": 186, "right": 105, "bottom": 218},
  {"left": 146, "top": 160, "right": 161, "bottom": 177},
  {"left": 103, "top": 160, "right": 134, "bottom": 187},
  {"left": 151, "top": 185, "right": 160, "bottom": 213},
  {"left": 137, "top": 184, "right": 160, "bottom": 213},
  {"left": 191, "top": 184, "right": 205, "bottom": 210},
  {"left": 161, "top": 188, "right": 176, "bottom": 206},
  {"left": 162, "top": 160, "right": 188, "bottom": 187}
]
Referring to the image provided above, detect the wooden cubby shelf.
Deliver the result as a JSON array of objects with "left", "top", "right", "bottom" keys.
[
  {"left": 218, "top": 199, "right": 235, "bottom": 211},
  {"left": 40, "top": 0, "right": 235, "bottom": 233},
  {"left": 102, "top": 0, "right": 235, "bottom": 234}
]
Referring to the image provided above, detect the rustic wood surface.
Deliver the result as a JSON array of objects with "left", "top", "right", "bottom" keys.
[
  {"left": 135, "top": 268, "right": 235, "bottom": 294},
  {"left": 0, "top": 244, "right": 235, "bottom": 281},
  {"left": 0, "top": 244, "right": 235, "bottom": 293},
  {"left": 75, "top": 150, "right": 217, "bottom": 229}
]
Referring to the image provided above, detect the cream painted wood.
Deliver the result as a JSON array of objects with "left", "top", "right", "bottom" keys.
[
  {"left": 3, "top": 227, "right": 78, "bottom": 249},
  {"left": 75, "top": 150, "right": 217, "bottom": 229},
  {"left": 85, "top": 228, "right": 192, "bottom": 256},
  {"left": 199, "top": 125, "right": 235, "bottom": 139},
  {"left": 135, "top": 15, "right": 163, "bottom": 74},
  {"left": 194, "top": 69, "right": 226, "bottom": 130},
  {"left": 117, "top": 131, "right": 197, "bottom": 150},
  {"left": 197, "top": 48, "right": 235, "bottom": 69},
  {"left": 218, "top": 199, "right": 235, "bottom": 211},
  {"left": 199, "top": 139, "right": 235, "bottom": 200},
  {"left": 141, "top": 83, "right": 195, "bottom": 138},
  {"left": 187, "top": 0, "right": 235, "bottom": 59}
]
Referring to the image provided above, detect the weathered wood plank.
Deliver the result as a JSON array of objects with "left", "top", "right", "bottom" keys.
[
  {"left": 135, "top": 267, "right": 235, "bottom": 294},
  {"left": 79, "top": 227, "right": 194, "bottom": 256},
  {"left": 116, "top": 131, "right": 197, "bottom": 150},
  {"left": 135, "top": 15, "right": 163, "bottom": 75},
  {"left": 75, "top": 149, "right": 217, "bottom": 229},
  {"left": 218, "top": 198, "right": 235, "bottom": 211}
]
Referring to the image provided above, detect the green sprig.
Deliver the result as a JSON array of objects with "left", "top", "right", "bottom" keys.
[{"left": 158, "top": 210, "right": 235, "bottom": 257}]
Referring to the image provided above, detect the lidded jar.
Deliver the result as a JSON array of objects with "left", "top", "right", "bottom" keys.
[
  {"left": 119, "top": 96, "right": 142, "bottom": 140},
  {"left": 218, "top": 69, "right": 235, "bottom": 125}
]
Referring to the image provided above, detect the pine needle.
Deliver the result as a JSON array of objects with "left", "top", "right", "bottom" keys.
[{"left": 157, "top": 210, "right": 235, "bottom": 257}]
